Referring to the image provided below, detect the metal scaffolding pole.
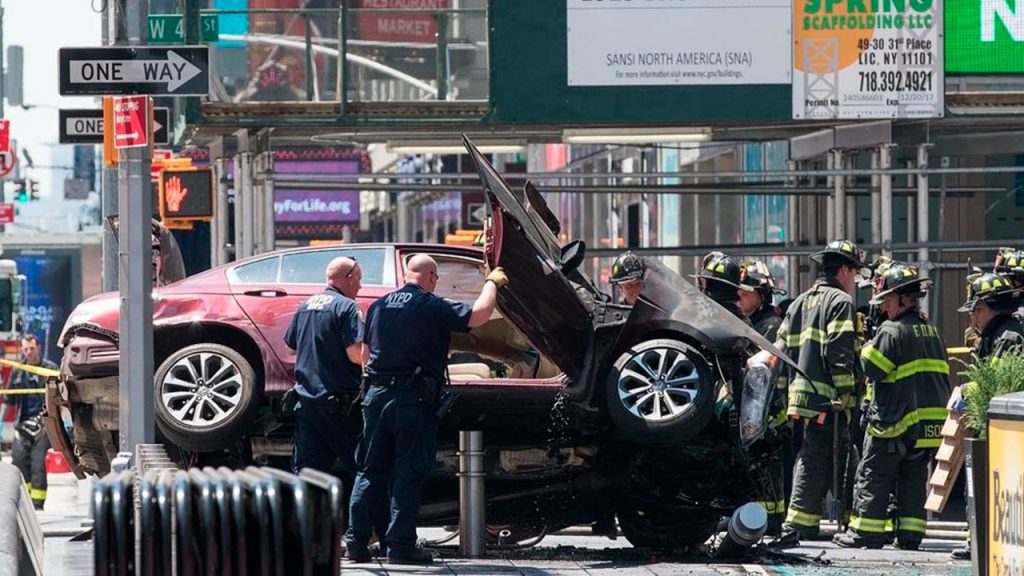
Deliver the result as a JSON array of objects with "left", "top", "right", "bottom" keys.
[
  {"left": 879, "top": 145, "right": 893, "bottom": 257},
  {"left": 251, "top": 152, "right": 265, "bottom": 254},
  {"left": 233, "top": 151, "right": 252, "bottom": 260},
  {"left": 826, "top": 152, "right": 835, "bottom": 240},
  {"left": 833, "top": 150, "right": 846, "bottom": 239},
  {"left": 213, "top": 157, "right": 231, "bottom": 266},
  {"left": 871, "top": 150, "right": 882, "bottom": 245},
  {"left": 917, "top": 144, "right": 931, "bottom": 314},
  {"left": 263, "top": 151, "right": 276, "bottom": 252},
  {"left": 787, "top": 160, "right": 800, "bottom": 296}
]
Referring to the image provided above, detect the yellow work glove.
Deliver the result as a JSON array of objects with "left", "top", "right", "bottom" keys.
[{"left": 486, "top": 267, "right": 508, "bottom": 289}]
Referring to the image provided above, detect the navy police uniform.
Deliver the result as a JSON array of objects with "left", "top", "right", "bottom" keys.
[
  {"left": 284, "top": 285, "right": 363, "bottom": 475},
  {"left": 8, "top": 359, "right": 58, "bottom": 508},
  {"left": 346, "top": 283, "right": 472, "bottom": 560}
]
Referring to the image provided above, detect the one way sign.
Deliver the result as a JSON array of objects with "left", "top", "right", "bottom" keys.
[
  {"left": 59, "top": 46, "right": 209, "bottom": 96},
  {"left": 59, "top": 107, "right": 170, "bottom": 145}
]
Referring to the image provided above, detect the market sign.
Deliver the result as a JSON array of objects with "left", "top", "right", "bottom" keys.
[
  {"left": 947, "top": 0, "right": 1024, "bottom": 73},
  {"left": 792, "top": 0, "right": 943, "bottom": 119},
  {"left": 357, "top": 0, "right": 448, "bottom": 43},
  {"left": 566, "top": 0, "right": 790, "bottom": 86}
]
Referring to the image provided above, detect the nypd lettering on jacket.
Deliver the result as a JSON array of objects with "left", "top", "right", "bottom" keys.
[{"left": 385, "top": 292, "right": 414, "bottom": 308}]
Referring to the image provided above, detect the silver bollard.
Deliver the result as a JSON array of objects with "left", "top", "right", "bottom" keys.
[
  {"left": 715, "top": 502, "right": 768, "bottom": 559},
  {"left": 458, "top": 430, "right": 486, "bottom": 558}
]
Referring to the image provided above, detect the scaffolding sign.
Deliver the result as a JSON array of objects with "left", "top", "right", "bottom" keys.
[{"left": 792, "top": 3, "right": 943, "bottom": 119}]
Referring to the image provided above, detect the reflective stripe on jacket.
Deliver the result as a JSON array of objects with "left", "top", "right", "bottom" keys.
[
  {"left": 777, "top": 278, "right": 859, "bottom": 419},
  {"left": 861, "top": 310, "right": 952, "bottom": 449}
]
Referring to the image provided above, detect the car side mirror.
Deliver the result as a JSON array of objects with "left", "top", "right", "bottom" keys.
[{"left": 560, "top": 240, "right": 586, "bottom": 274}]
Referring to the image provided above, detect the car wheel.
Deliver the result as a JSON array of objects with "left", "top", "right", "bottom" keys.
[
  {"left": 154, "top": 343, "right": 260, "bottom": 453},
  {"left": 605, "top": 338, "right": 715, "bottom": 446},
  {"left": 616, "top": 506, "right": 718, "bottom": 549}
]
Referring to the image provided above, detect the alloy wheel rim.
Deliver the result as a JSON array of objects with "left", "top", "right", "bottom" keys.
[
  {"left": 617, "top": 347, "right": 700, "bottom": 422},
  {"left": 160, "top": 352, "right": 244, "bottom": 428}
]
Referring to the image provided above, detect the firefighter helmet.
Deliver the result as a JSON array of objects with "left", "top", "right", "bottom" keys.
[
  {"left": 811, "top": 239, "right": 867, "bottom": 269},
  {"left": 958, "top": 272, "right": 1021, "bottom": 313},
  {"left": 610, "top": 251, "right": 645, "bottom": 284},
  {"left": 740, "top": 259, "right": 786, "bottom": 296},
  {"left": 692, "top": 252, "right": 753, "bottom": 292},
  {"left": 994, "top": 247, "right": 1024, "bottom": 282},
  {"left": 868, "top": 262, "right": 932, "bottom": 305}
]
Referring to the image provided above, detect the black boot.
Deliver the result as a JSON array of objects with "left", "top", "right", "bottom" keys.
[
  {"left": 387, "top": 548, "right": 434, "bottom": 565},
  {"left": 833, "top": 530, "right": 884, "bottom": 549},
  {"left": 951, "top": 546, "right": 971, "bottom": 560}
]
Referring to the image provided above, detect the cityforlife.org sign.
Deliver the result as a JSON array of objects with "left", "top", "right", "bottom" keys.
[
  {"left": 793, "top": 0, "right": 944, "bottom": 119},
  {"left": 947, "top": 0, "right": 1024, "bottom": 73},
  {"left": 566, "top": 0, "right": 791, "bottom": 86}
]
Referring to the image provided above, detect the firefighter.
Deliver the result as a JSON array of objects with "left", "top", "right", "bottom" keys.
[
  {"left": 693, "top": 252, "right": 751, "bottom": 320},
  {"left": 7, "top": 334, "right": 58, "bottom": 510},
  {"left": 609, "top": 251, "right": 645, "bottom": 306},
  {"left": 738, "top": 259, "right": 787, "bottom": 340},
  {"left": 834, "top": 262, "right": 950, "bottom": 550},
  {"left": 951, "top": 271, "right": 1024, "bottom": 560},
  {"left": 778, "top": 239, "right": 865, "bottom": 540}
]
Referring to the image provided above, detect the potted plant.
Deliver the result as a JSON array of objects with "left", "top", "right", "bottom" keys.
[{"left": 959, "top": 348, "right": 1024, "bottom": 576}]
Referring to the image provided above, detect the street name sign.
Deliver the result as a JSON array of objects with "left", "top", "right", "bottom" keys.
[
  {"left": 148, "top": 14, "right": 219, "bottom": 44},
  {"left": 60, "top": 107, "right": 169, "bottom": 145},
  {"left": 113, "top": 96, "right": 150, "bottom": 149},
  {"left": 58, "top": 46, "right": 209, "bottom": 96}
]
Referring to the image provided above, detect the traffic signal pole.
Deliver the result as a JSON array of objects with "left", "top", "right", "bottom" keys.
[{"left": 116, "top": 0, "right": 155, "bottom": 462}]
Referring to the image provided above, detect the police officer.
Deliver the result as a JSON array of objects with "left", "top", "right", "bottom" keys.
[
  {"left": 345, "top": 255, "right": 506, "bottom": 564},
  {"left": 609, "top": 251, "right": 645, "bottom": 305},
  {"left": 738, "top": 259, "right": 787, "bottom": 340},
  {"left": 284, "top": 257, "right": 365, "bottom": 477},
  {"left": 778, "top": 239, "right": 865, "bottom": 540},
  {"left": 951, "top": 271, "right": 1024, "bottom": 559},
  {"left": 693, "top": 252, "right": 751, "bottom": 320},
  {"left": 834, "top": 262, "right": 951, "bottom": 550},
  {"left": 7, "top": 334, "right": 58, "bottom": 510}
]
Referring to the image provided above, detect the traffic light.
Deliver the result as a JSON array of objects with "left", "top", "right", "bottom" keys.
[
  {"left": 28, "top": 180, "right": 39, "bottom": 201},
  {"left": 11, "top": 179, "right": 26, "bottom": 203}
]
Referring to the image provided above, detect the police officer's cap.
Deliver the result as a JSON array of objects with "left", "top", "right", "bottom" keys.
[
  {"left": 868, "top": 262, "right": 932, "bottom": 305},
  {"left": 811, "top": 239, "right": 867, "bottom": 269},
  {"left": 958, "top": 272, "right": 1021, "bottom": 313},
  {"left": 610, "top": 251, "right": 645, "bottom": 284},
  {"left": 691, "top": 252, "right": 754, "bottom": 292},
  {"left": 740, "top": 259, "right": 786, "bottom": 296}
]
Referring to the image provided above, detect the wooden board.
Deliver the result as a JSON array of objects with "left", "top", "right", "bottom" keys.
[{"left": 925, "top": 386, "right": 969, "bottom": 514}]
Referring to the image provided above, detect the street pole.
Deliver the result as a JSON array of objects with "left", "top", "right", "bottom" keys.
[
  {"left": 118, "top": 0, "right": 154, "bottom": 456},
  {"left": 917, "top": 144, "right": 931, "bottom": 315},
  {"left": 101, "top": 2, "right": 118, "bottom": 292}
]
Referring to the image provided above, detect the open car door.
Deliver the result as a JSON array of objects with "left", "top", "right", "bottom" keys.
[{"left": 463, "top": 136, "right": 594, "bottom": 382}]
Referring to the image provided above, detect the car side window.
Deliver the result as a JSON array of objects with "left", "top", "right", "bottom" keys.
[
  {"left": 280, "top": 248, "right": 388, "bottom": 285},
  {"left": 415, "top": 254, "right": 485, "bottom": 303},
  {"left": 228, "top": 256, "right": 281, "bottom": 284}
]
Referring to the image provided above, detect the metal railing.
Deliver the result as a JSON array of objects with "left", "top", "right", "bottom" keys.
[
  {"left": 188, "top": 6, "right": 488, "bottom": 104},
  {"left": 94, "top": 466, "right": 345, "bottom": 576}
]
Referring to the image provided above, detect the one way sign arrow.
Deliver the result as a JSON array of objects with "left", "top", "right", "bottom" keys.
[{"left": 59, "top": 46, "right": 209, "bottom": 96}]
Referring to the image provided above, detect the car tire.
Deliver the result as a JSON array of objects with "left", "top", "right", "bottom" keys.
[
  {"left": 617, "top": 506, "right": 718, "bottom": 549},
  {"left": 605, "top": 339, "right": 715, "bottom": 446},
  {"left": 154, "top": 343, "right": 260, "bottom": 453}
]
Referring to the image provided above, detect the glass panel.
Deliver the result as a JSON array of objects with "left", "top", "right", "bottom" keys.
[
  {"left": 228, "top": 256, "right": 281, "bottom": 284},
  {"left": 279, "top": 247, "right": 387, "bottom": 284},
  {"left": 197, "top": 1, "right": 489, "bottom": 103},
  {"left": 422, "top": 254, "right": 485, "bottom": 304}
]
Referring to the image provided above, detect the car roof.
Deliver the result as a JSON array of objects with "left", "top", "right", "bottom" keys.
[{"left": 228, "top": 242, "right": 482, "bottom": 266}]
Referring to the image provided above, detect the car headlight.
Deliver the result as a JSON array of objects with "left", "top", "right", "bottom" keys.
[{"left": 739, "top": 350, "right": 779, "bottom": 448}]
